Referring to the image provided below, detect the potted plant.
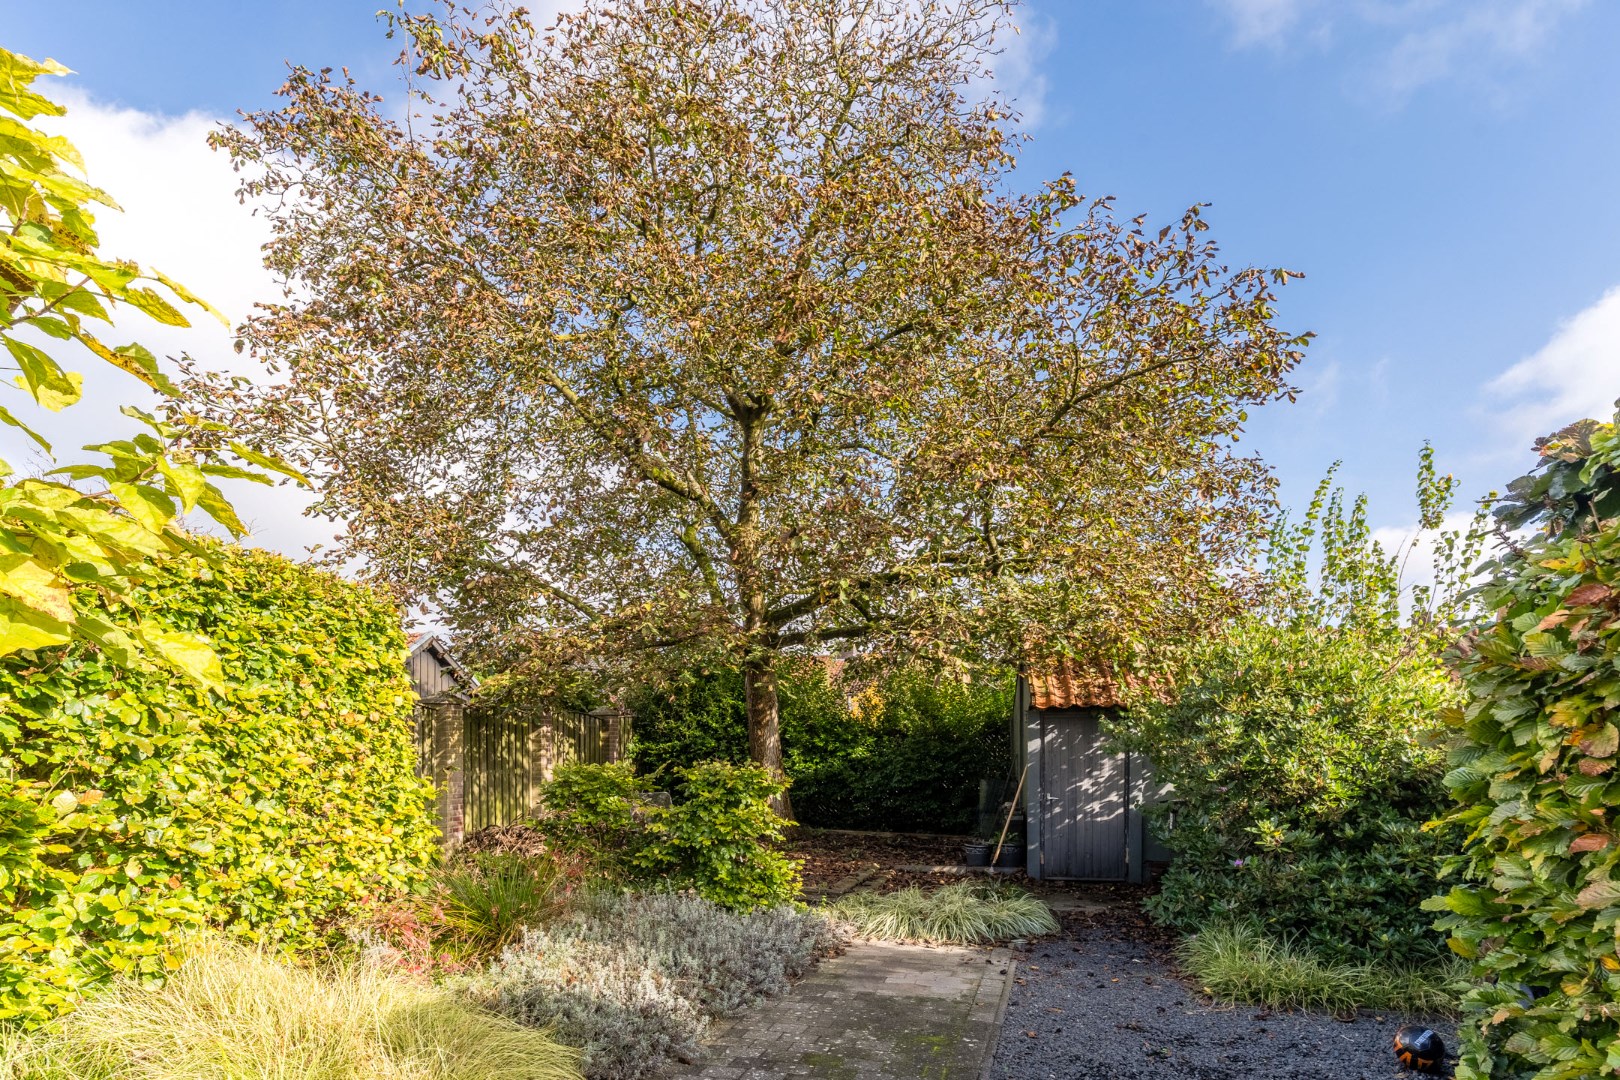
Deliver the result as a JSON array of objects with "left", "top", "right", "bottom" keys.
[{"left": 963, "top": 839, "right": 993, "bottom": 867}]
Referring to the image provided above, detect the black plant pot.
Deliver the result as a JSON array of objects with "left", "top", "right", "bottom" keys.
[
  {"left": 963, "top": 842, "right": 992, "bottom": 868},
  {"left": 993, "top": 841, "right": 1023, "bottom": 869}
]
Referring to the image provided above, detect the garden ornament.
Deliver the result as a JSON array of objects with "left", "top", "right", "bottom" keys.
[{"left": 1393, "top": 1026, "right": 1446, "bottom": 1074}]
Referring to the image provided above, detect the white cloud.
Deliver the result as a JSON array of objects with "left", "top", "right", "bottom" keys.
[
  {"left": 1484, "top": 284, "right": 1620, "bottom": 452},
  {"left": 1208, "top": 0, "right": 1588, "bottom": 100},
  {"left": 1215, "top": 0, "right": 1313, "bottom": 47},
  {"left": 7, "top": 91, "right": 337, "bottom": 558},
  {"left": 1371, "top": 0, "right": 1587, "bottom": 100},
  {"left": 989, "top": 5, "right": 1057, "bottom": 129},
  {"left": 1298, "top": 357, "right": 1342, "bottom": 415}
]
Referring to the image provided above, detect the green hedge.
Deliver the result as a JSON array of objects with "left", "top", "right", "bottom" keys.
[
  {"left": 0, "top": 544, "right": 437, "bottom": 1024},
  {"left": 1426, "top": 413, "right": 1620, "bottom": 1080},
  {"left": 628, "top": 663, "right": 1011, "bottom": 834}
]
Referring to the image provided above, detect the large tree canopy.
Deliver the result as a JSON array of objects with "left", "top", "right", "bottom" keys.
[{"left": 202, "top": 0, "right": 1308, "bottom": 804}]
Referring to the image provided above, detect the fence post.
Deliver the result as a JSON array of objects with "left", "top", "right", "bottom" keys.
[
  {"left": 592, "top": 706, "right": 632, "bottom": 763},
  {"left": 431, "top": 702, "right": 465, "bottom": 849}
]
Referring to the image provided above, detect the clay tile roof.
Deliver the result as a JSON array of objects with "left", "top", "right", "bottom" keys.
[{"left": 1026, "top": 658, "right": 1128, "bottom": 710}]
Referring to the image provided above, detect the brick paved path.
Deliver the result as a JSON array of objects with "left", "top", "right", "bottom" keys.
[{"left": 664, "top": 941, "right": 1015, "bottom": 1080}]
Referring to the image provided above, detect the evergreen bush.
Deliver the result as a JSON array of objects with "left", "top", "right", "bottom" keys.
[
  {"left": 0, "top": 545, "right": 437, "bottom": 1024},
  {"left": 1132, "top": 620, "right": 1457, "bottom": 965},
  {"left": 1425, "top": 411, "right": 1620, "bottom": 1080},
  {"left": 1120, "top": 455, "right": 1482, "bottom": 968},
  {"left": 629, "top": 663, "right": 1011, "bottom": 833}
]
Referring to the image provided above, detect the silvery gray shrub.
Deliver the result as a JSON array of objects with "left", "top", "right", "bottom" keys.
[{"left": 465, "top": 891, "right": 841, "bottom": 1079}]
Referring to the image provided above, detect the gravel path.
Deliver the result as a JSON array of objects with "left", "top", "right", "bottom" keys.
[{"left": 988, "top": 915, "right": 1456, "bottom": 1080}]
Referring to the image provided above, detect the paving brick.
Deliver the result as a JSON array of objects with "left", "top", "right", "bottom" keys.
[{"left": 663, "top": 942, "right": 1014, "bottom": 1079}]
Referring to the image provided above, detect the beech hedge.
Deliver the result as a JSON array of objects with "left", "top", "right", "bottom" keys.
[
  {"left": 1426, "top": 410, "right": 1620, "bottom": 1079},
  {"left": 0, "top": 544, "right": 437, "bottom": 1024}
]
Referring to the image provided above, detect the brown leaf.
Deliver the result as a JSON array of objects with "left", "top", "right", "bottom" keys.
[
  {"left": 1536, "top": 610, "right": 1571, "bottom": 631},
  {"left": 1567, "top": 583, "right": 1615, "bottom": 607},
  {"left": 1571, "top": 833, "right": 1610, "bottom": 853},
  {"left": 1581, "top": 724, "right": 1620, "bottom": 758},
  {"left": 1579, "top": 758, "right": 1614, "bottom": 776}
]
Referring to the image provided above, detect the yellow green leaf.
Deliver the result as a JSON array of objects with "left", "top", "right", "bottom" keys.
[
  {"left": 138, "top": 626, "right": 225, "bottom": 692},
  {"left": 157, "top": 456, "right": 208, "bottom": 513},
  {"left": 109, "top": 481, "right": 177, "bottom": 535},
  {"left": 5, "top": 337, "right": 83, "bottom": 410},
  {"left": 0, "top": 551, "right": 73, "bottom": 621},
  {"left": 0, "top": 595, "right": 70, "bottom": 654}
]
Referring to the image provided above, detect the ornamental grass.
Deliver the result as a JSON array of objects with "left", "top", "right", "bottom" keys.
[
  {"left": 829, "top": 882, "right": 1059, "bottom": 945},
  {"left": 1180, "top": 921, "right": 1461, "bottom": 1015},
  {"left": 0, "top": 940, "right": 581, "bottom": 1080}
]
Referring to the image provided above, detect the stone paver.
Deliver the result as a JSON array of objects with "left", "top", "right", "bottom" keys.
[{"left": 665, "top": 941, "right": 1015, "bottom": 1080}]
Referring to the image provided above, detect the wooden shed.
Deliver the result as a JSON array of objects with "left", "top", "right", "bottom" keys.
[{"left": 1017, "top": 660, "right": 1171, "bottom": 883}]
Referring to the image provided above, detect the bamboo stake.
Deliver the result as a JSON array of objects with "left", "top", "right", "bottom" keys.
[{"left": 991, "top": 762, "right": 1030, "bottom": 869}]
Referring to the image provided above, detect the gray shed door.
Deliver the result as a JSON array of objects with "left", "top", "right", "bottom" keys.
[{"left": 1039, "top": 712, "right": 1127, "bottom": 880}]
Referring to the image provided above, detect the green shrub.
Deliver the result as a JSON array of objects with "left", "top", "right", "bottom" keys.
[
  {"left": 0, "top": 545, "right": 438, "bottom": 1024},
  {"left": 537, "top": 761, "right": 799, "bottom": 910},
  {"left": 829, "top": 883, "right": 1058, "bottom": 945},
  {"left": 1128, "top": 619, "right": 1456, "bottom": 966},
  {"left": 538, "top": 762, "right": 648, "bottom": 876},
  {"left": 1181, "top": 921, "right": 1461, "bottom": 1015},
  {"left": 0, "top": 939, "right": 582, "bottom": 1080},
  {"left": 636, "top": 762, "right": 799, "bottom": 911},
  {"left": 467, "top": 891, "right": 836, "bottom": 1080},
  {"left": 630, "top": 662, "right": 1012, "bottom": 833},
  {"left": 1425, "top": 412, "right": 1620, "bottom": 1080},
  {"left": 1117, "top": 460, "right": 1483, "bottom": 969}
]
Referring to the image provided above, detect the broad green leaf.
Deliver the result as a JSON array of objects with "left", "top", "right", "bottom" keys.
[
  {"left": 151, "top": 269, "right": 227, "bottom": 326},
  {"left": 196, "top": 481, "right": 247, "bottom": 538},
  {"left": 5, "top": 337, "right": 82, "bottom": 410},
  {"left": 0, "top": 552, "right": 73, "bottom": 621},
  {"left": 0, "top": 403, "right": 50, "bottom": 452},
  {"left": 137, "top": 626, "right": 224, "bottom": 692},
  {"left": 200, "top": 463, "right": 274, "bottom": 486},
  {"left": 108, "top": 481, "right": 176, "bottom": 536},
  {"left": 157, "top": 457, "right": 208, "bottom": 513},
  {"left": 228, "top": 441, "right": 310, "bottom": 486},
  {"left": 122, "top": 286, "right": 188, "bottom": 327},
  {"left": 0, "top": 595, "right": 70, "bottom": 654}
]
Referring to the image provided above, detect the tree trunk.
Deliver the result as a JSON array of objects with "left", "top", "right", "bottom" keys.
[{"left": 743, "top": 655, "right": 794, "bottom": 820}]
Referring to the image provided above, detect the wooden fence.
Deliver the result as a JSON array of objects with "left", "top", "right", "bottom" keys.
[{"left": 414, "top": 703, "right": 630, "bottom": 845}]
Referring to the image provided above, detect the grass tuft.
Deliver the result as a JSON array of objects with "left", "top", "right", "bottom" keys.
[
  {"left": 1180, "top": 921, "right": 1462, "bottom": 1015},
  {"left": 0, "top": 939, "right": 581, "bottom": 1080},
  {"left": 829, "top": 883, "right": 1058, "bottom": 945},
  {"left": 433, "top": 851, "right": 574, "bottom": 957}
]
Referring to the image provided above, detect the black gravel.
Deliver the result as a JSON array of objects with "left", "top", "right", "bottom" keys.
[{"left": 988, "top": 916, "right": 1457, "bottom": 1080}]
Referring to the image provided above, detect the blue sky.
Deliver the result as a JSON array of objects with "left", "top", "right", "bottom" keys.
[{"left": 7, "top": 0, "right": 1619, "bottom": 559}]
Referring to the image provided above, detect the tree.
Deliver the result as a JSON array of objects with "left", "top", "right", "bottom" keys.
[
  {"left": 200, "top": 0, "right": 1308, "bottom": 810},
  {"left": 0, "top": 45, "right": 298, "bottom": 683}
]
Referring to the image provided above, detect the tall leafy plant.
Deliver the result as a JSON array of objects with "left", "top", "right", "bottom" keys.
[
  {"left": 1121, "top": 451, "right": 1486, "bottom": 965},
  {"left": 0, "top": 45, "right": 299, "bottom": 679},
  {"left": 1426, "top": 408, "right": 1620, "bottom": 1080}
]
